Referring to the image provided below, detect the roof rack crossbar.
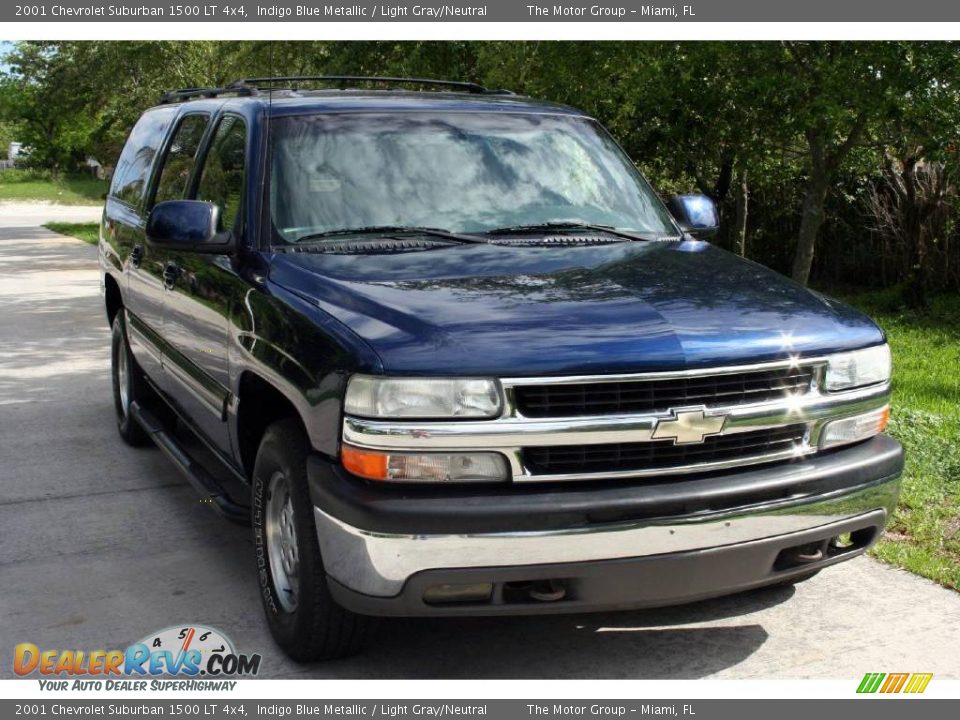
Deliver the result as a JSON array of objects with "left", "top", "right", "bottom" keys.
[
  {"left": 231, "top": 75, "right": 510, "bottom": 95},
  {"left": 159, "top": 85, "right": 257, "bottom": 104}
]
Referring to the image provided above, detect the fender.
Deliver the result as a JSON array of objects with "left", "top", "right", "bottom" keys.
[{"left": 226, "top": 276, "right": 383, "bottom": 459}]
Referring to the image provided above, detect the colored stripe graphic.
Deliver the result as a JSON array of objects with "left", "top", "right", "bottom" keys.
[
  {"left": 880, "top": 673, "right": 909, "bottom": 693},
  {"left": 904, "top": 673, "right": 933, "bottom": 694},
  {"left": 857, "top": 672, "right": 932, "bottom": 694},
  {"left": 857, "top": 673, "right": 885, "bottom": 693}
]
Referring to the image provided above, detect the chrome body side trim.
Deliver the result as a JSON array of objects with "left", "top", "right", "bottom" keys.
[{"left": 314, "top": 474, "right": 900, "bottom": 597}]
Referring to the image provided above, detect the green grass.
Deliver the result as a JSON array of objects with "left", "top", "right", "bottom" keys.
[
  {"left": 43, "top": 222, "right": 100, "bottom": 245},
  {"left": 841, "top": 290, "right": 960, "bottom": 590},
  {"left": 0, "top": 168, "right": 107, "bottom": 205}
]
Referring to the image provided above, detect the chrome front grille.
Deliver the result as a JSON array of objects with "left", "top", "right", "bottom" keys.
[
  {"left": 523, "top": 425, "right": 808, "bottom": 476},
  {"left": 515, "top": 367, "right": 816, "bottom": 418}
]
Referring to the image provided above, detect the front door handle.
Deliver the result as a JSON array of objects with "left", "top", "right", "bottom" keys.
[
  {"left": 162, "top": 261, "right": 180, "bottom": 290},
  {"left": 129, "top": 245, "right": 143, "bottom": 268}
]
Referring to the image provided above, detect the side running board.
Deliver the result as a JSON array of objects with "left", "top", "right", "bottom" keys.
[{"left": 130, "top": 401, "right": 250, "bottom": 525}]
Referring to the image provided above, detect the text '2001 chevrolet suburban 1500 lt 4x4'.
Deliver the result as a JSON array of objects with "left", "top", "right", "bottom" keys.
[{"left": 99, "top": 76, "right": 903, "bottom": 661}]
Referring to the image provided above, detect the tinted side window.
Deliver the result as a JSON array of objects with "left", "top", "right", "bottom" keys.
[
  {"left": 153, "top": 114, "right": 209, "bottom": 205},
  {"left": 110, "top": 107, "right": 177, "bottom": 208},
  {"left": 195, "top": 116, "right": 247, "bottom": 230}
]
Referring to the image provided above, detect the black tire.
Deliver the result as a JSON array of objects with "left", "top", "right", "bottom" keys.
[
  {"left": 252, "top": 418, "right": 374, "bottom": 661},
  {"left": 111, "top": 312, "right": 150, "bottom": 447}
]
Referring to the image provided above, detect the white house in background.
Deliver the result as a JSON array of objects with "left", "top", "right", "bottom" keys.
[
  {"left": 1, "top": 142, "right": 24, "bottom": 168},
  {"left": 1, "top": 143, "right": 105, "bottom": 177},
  {"left": 85, "top": 156, "right": 104, "bottom": 177}
]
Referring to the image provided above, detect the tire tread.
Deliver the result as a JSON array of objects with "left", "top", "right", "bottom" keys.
[{"left": 254, "top": 418, "right": 374, "bottom": 661}]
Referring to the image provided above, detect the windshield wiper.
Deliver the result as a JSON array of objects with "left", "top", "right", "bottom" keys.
[
  {"left": 482, "top": 222, "right": 680, "bottom": 243},
  {"left": 293, "top": 225, "right": 487, "bottom": 244}
]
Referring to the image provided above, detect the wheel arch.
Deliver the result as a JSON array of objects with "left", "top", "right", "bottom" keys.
[
  {"left": 104, "top": 272, "right": 123, "bottom": 328},
  {"left": 235, "top": 371, "right": 312, "bottom": 480}
]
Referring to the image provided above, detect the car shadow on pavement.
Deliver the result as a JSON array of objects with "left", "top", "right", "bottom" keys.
[{"left": 280, "top": 586, "right": 792, "bottom": 679}]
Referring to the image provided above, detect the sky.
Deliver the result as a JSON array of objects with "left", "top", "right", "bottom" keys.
[{"left": 0, "top": 41, "right": 12, "bottom": 73}]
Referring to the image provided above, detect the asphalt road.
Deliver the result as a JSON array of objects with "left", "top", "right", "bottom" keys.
[{"left": 2, "top": 201, "right": 959, "bottom": 680}]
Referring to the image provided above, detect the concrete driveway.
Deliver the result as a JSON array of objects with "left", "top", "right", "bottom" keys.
[{"left": 2, "top": 201, "right": 959, "bottom": 680}]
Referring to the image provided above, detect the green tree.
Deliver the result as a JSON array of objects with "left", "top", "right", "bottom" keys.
[
  {"left": 772, "top": 41, "right": 960, "bottom": 285},
  {"left": 0, "top": 43, "right": 96, "bottom": 172}
]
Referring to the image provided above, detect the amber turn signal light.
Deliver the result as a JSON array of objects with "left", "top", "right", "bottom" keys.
[
  {"left": 340, "top": 444, "right": 509, "bottom": 483},
  {"left": 340, "top": 445, "right": 389, "bottom": 480}
]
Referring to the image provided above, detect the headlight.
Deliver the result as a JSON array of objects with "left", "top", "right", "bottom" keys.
[
  {"left": 341, "top": 445, "right": 509, "bottom": 483},
  {"left": 344, "top": 375, "right": 502, "bottom": 419},
  {"left": 824, "top": 344, "right": 891, "bottom": 392}
]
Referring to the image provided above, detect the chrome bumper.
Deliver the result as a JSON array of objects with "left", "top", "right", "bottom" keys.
[{"left": 314, "top": 473, "right": 900, "bottom": 598}]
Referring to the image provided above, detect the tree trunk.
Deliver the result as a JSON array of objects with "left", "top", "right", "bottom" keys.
[
  {"left": 733, "top": 167, "right": 749, "bottom": 257},
  {"left": 791, "top": 168, "right": 829, "bottom": 285},
  {"left": 714, "top": 151, "right": 736, "bottom": 203},
  {"left": 791, "top": 115, "right": 868, "bottom": 287},
  {"left": 902, "top": 159, "right": 924, "bottom": 307}
]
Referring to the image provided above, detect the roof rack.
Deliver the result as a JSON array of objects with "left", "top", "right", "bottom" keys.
[
  {"left": 159, "top": 76, "right": 515, "bottom": 105},
  {"left": 158, "top": 85, "right": 256, "bottom": 104},
  {"left": 231, "top": 75, "right": 513, "bottom": 95}
]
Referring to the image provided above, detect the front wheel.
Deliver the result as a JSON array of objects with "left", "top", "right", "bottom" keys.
[
  {"left": 252, "top": 418, "right": 375, "bottom": 661},
  {"left": 111, "top": 312, "right": 149, "bottom": 446}
]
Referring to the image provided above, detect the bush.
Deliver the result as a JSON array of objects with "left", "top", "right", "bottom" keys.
[{"left": 0, "top": 167, "right": 56, "bottom": 183}]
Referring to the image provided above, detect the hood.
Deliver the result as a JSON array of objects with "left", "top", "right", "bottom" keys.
[{"left": 268, "top": 240, "right": 885, "bottom": 376}]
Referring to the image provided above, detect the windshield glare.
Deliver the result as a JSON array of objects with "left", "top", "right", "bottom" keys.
[{"left": 270, "top": 112, "right": 677, "bottom": 242}]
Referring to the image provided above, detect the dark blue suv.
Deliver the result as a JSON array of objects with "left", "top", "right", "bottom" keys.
[{"left": 100, "top": 77, "right": 903, "bottom": 661}]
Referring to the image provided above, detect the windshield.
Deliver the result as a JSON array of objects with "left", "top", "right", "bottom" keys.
[{"left": 270, "top": 112, "right": 678, "bottom": 242}]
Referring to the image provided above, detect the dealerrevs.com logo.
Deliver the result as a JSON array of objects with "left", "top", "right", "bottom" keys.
[{"left": 14, "top": 625, "right": 261, "bottom": 691}]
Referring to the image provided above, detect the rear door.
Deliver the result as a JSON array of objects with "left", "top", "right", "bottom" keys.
[
  {"left": 160, "top": 113, "right": 249, "bottom": 454},
  {"left": 104, "top": 106, "right": 177, "bottom": 381}
]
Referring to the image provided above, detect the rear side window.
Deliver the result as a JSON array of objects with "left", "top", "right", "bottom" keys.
[
  {"left": 110, "top": 107, "right": 177, "bottom": 208},
  {"left": 195, "top": 116, "right": 247, "bottom": 230},
  {"left": 152, "top": 114, "right": 210, "bottom": 206}
]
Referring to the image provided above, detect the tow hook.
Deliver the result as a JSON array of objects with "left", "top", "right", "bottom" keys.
[
  {"left": 528, "top": 579, "right": 567, "bottom": 602},
  {"left": 781, "top": 542, "right": 826, "bottom": 566}
]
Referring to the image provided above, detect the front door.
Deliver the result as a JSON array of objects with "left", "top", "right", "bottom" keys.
[{"left": 161, "top": 114, "right": 249, "bottom": 455}]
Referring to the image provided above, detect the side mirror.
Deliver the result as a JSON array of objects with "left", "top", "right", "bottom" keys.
[
  {"left": 146, "top": 200, "right": 234, "bottom": 253},
  {"left": 667, "top": 194, "right": 719, "bottom": 239}
]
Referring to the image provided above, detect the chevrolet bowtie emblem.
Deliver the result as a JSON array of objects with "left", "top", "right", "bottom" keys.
[{"left": 652, "top": 408, "right": 727, "bottom": 444}]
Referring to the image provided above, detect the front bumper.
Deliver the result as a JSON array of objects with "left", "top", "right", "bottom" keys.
[{"left": 307, "top": 435, "right": 903, "bottom": 616}]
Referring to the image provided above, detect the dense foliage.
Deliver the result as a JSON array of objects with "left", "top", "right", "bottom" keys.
[{"left": 3, "top": 40, "right": 960, "bottom": 297}]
